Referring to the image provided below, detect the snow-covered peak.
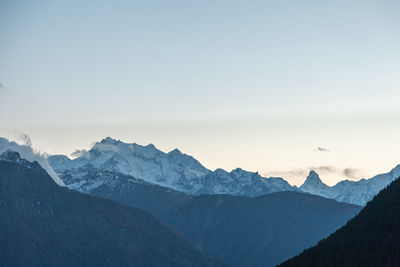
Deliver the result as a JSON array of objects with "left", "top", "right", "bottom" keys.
[
  {"left": 302, "top": 170, "right": 325, "bottom": 187},
  {"left": 231, "top": 167, "right": 247, "bottom": 174},
  {"left": 298, "top": 165, "right": 400, "bottom": 206},
  {"left": 50, "top": 137, "right": 211, "bottom": 193},
  {"left": 390, "top": 164, "right": 400, "bottom": 179},
  {"left": 99, "top": 136, "right": 119, "bottom": 145},
  {"left": 48, "top": 136, "right": 400, "bottom": 203},
  {"left": 299, "top": 171, "right": 333, "bottom": 198},
  {"left": 90, "top": 138, "right": 161, "bottom": 160},
  {"left": 214, "top": 168, "right": 229, "bottom": 175},
  {"left": 50, "top": 137, "right": 297, "bottom": 196},
  {"left": 195, "top": 167, "right": 295, "bottom": 196},
  {"left": 48, "top": 154, "right": 71, "bottom": 166},
  {"left": 168, "top": 148, "right": 182, "bottom": 156},
  {"left": 132, "top": 143, "right": 161, "bottom": 159}
]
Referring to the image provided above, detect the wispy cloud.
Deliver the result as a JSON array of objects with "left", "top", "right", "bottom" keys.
[
  {"left": 0, "top": 135, "right": 64, "bottom": 186},
  {"left": 309, "top": 166, "right": 363, "bottom": 178},
  {"left": 263, "top": 165, "right": 365, "bottom": 185},
  {"left": 343, "top": 168, "right": 363, "bottom": 178},
  {"left": 17, "top": 133, "right": 32, "bottom": 147},
  {"left": 71, "top": 149, "right": 90, "bottom": 159},
  {"left": 265, "top": 168, "right": 307, "bottom": 179},
  {"left": 313, "top": 147, "right": 331, "bottom": 152}
]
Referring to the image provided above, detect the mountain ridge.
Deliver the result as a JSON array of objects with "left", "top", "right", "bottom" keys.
[
  {"left": 49, "top": 137, "right": 295, "bottom": 196},
  {"left": 2, "top": 136, "right": 399, "bottom": 205},
  {"left": 0, "top": 151, "right": 222, "bottom": 267},
  {"left": 158, "top": 191, "right": 361, "bottom": 267},
  {"left": 300, "top": 165, "right": 400, "bottom": 205}
]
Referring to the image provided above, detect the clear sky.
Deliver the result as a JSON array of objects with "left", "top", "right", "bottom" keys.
[{"left": 1, "top": 0, "right": 400, "bottom": 186}]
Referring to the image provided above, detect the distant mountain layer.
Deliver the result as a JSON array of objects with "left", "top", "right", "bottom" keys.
[
  {"left": 280, "top": 176, "right": 400, "bottom": 267},
  {"left": 0, "top": 151, "right": 221, "bottom": 267},
  {"left": 157, "top": 192, "right": 361, "bottom": 267},
  {"left": 300, "top": 167, "right": 400, "bottom": 205},
  {"left": 58, "top": 164, "right": 361, "bottom": 267},
  {"left": 2, "top": 136, "right": 400, "bottom": 205},
  {"left": 48, "top": 137, "right": 295, "bottom": 196},
  {"left": 48, "top": 148, "right": 361, "bottom": 267}
]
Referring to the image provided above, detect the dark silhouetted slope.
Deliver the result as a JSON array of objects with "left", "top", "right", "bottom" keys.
[
  {"left": 157, "top": 191, "right": 361, "bottom": 267},
  {"left": 280, "top": 176, "right": 400, "bottom": 267},
  {"left": 60, "top": 164, "right": 191, "bottom": 214},
  {"left": 0, "top": 151, "right": 221, "bottom": 267}
]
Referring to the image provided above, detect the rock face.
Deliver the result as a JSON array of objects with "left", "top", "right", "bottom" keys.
[
  {"left": 300, "top": 166, "right": 400, "bottom": 205},
  {"left": 157, "top": 191, "right": 361, "bottom": 267},
  {"left": 0, "top": 151, "right": 221, "bottom": 267},
  {"left": 280, "top": 176, "right": 400, "bottom": 267},
  {"left": 49, "top": 137, "right": 296, "bottom": 196}
]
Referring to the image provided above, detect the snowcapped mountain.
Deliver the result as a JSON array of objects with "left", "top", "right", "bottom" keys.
[
  {"left": 300, "top": 166, "right": 400, "bottom": 205},
  {"left": 49, "top": 137, "right": 296, "bottom": 196},
  {"left": 299, "top": 171, "right": 334, "bottom": 198},
  {"left": 197, "top": 168, "right": 295, "bottom": 196},
  {"left": 49, "top": 137, "right": 211, "bottom": 194},
  {"left": 3, "top": 135, "right": 398, "bottom": 205}
]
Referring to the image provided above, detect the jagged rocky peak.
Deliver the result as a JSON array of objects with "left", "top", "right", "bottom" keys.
[
  {"left": 302, "top": 170, "right": 325, "bottom": 186},
  {"left": 214, "top": 168, "right": 229, "bottom": 175},
  {"left": 232, "top": 167, "right": 246, "bottom": 173},
  {"left": 168, "top": 148, "right": 182, "bottom": 155},
  {"left": 49, "top": 137, "right": 295, "bottom": 196},
  {"left": 230, "top": 168, "right": 256, "bottom": 179},
  {"left": 99, "top": 136, "right": 120, "bottom": 145},
  {"left": 133, "top": 143, "right": 160, "bottom": 155},
  {"left": 0, "top": 150, "right": 22, "bottom": 162},
  {"left": 93, "top": 137, "right": 160, "bottom": 157},
  {"left": 0, "top": 150, "right": 33, "bottom": 167}
]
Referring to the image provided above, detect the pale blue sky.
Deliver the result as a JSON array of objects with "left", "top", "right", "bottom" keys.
[{"left": 1, "top": 0, "right": 400, "bottom": 185}]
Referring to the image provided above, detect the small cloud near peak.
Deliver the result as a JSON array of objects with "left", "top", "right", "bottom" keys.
[
  {"left": 313, "top": 147, "right": 331, "bottom": 152},
  {"left": 17, "top": 133, "right": 32, "bottom": 147}
]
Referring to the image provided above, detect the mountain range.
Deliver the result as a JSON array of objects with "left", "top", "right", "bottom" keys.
[
  {"left": 2, "top": 136, "right": 397, "bottom": 265},
  {"left": 45, "top": 137, "right": 400, "bottom": 206},
  {"left": 0, "top": 150, "right": 360, "bottom": 267},
  {"left": 280, "top": 168, "right": 400, "bottom": 267},
  {"left": 1, "top": 136, "right": 399, "bottom": 206},
  {"left": 48, "top": 137, "right": 295, "bottom": 196},
  {"left": 0, "top": 151, "right": 221, "bottom": 267},
  {"left": 300, "top": 167, "right": 400, "bottom": 205},
  {"left": 43, "top": 160, "right": 360, "bottom": 266}
]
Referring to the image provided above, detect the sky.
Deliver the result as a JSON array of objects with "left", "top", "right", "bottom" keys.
[{"left": 1, "top": 0, "right": 400, "bottom": 186}]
